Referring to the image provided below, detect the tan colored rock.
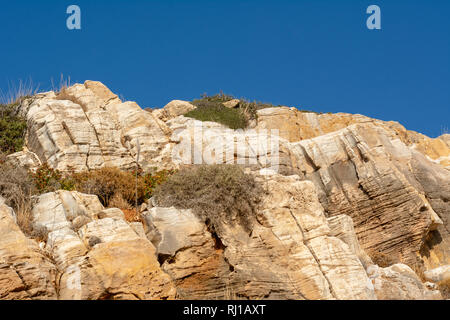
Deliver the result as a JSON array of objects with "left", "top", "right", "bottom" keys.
[
  {"left": 19, "top": 81, "right": 174, "bottom": 172},
  {"left": 142, "top": 207, "right": 206, "bottom": 256},
  {"left": 167, "top": 115, "right": 449, "bottom": 269},
  {"left": 46, "top": 227, "right": 87, "bottom": 271},
  {"left": 256, "top": 107, "right": 450, "bottom": 168},
  {"left": 71, "top": 215, "right": 92, "bottom": 231},
  {"left": 78, "top": 218, "right": 141, "bottom": 247},
  {"left": 367, "top": 264, "right": 442, "bottom": 300},
  {"left": 439, "top": 134, "right": 450, "bottom": 148},
  {"left": 278, "top": 123, "right": 448, "bottom": 267},
  {"left": 31, "top": 190, "right": 104, "bottom": 232},
  {"left": 158, "top": 100, "right": 196, "bottom": 120},
  {"left": 58, "top": 239, "right": 176, "bottom": 300},
  {"left": 146, "top": 175, "right": 376, "bottom": 300},
  {"left": 423, "top": 265, "right": 450, "bottom": 285},
  {"left": 327, "top": 215, "right": 373, "bottom": 268},
  {"left": 96, "top": 208, "right": 125, "bottom": 220},
  {"left": 6, "top": 150, "right": 41, "bottom": 171},
  {"left": 0, "top": 203, "right": 57, "bottom": 299},
  {"left": 222, "top": 99, "right": 240, "bottom": 108},
  {"left": 27, "top": 190, "right": 176, "bottom": 300}
]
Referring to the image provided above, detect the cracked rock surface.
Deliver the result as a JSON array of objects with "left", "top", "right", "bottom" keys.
[{"left": 1, "top": 81, "right": 449, "bottom": 300}]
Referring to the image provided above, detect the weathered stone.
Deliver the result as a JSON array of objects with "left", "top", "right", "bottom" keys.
[
  {"left": 71, "top": 215, "right": 92, "bottom": 231},
  {"left": 256, "top": 107, "right": 450, "bottom": 168},
  {"left": 281, "top": 123, "right": 447, "bottom": 267},
  {"left": 146, "top": 175, "right": 376, "bottom": 300},
  {"left": 439, "top": 134, "right": 450, "bottom": 148},
  {"left": 19, "top": 81, "right": 174, "bottom": 172},
  {"left": 97, "top": 208, "right": 125, "bottom": 220},
  {"left": 142, "top": 207, "right": 206, "bottom": 257},
  {"left": 423, "top": 265, "right": 450, "bottom": 284},
  {"left": 78, "top": 218, "right": 140, "bottom": 247},
  {"left": 222, "top": 99, "right": 240, "bottom": 108},
  {"left": 0, "top": 203, "right": 57, "bottom": 299},
  {"left": 367, "top": 264, "right": 442, "bottom": 300},
  {"left": 327, "top": 214, "right": 373, "bottom": 268},
  {"left": 6, "top": 150, "right": 41, "bottom": 171},
  {"left": 155, "top": 100, "right": 196, "bottom": 121},
  {"left": 31, "top": 191, "right": 104, "bottom": 232},
  {"left": 6, "top": 82, "right": 448, "bottom": 300}
]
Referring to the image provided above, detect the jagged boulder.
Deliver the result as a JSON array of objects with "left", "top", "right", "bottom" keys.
[
  {"left": 165, "top": 111, "right": 449, "bottom": 269},
  {"left": 0, "top": 202, "right": 57, "bottom": 299}
]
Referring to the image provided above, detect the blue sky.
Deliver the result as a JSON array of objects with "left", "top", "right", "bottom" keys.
[{"left": 0, "top": 0, "right": 448, "bottom": 137}]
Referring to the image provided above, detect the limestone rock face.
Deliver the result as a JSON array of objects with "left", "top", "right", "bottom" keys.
[
  {"left": 222, "top": 99, "right": 240, "bottom": 108},
  {"left": 440, "top": 134, "right": 450, "bottom": 148},
  {"left": 0, "top": 203, "right": 57, "bottom": 299},
  {"left": 1, "top": 191, "right": 176, "bottom": 300},
  {"left": 6, "top": 150, "right": 41, "bottom": 170},
  {"left": 152, "top": 100, "right": 196, "bottom": 122},
  {"left": 144, "top": 175, "right": 376, "bottom": 300},
  {"left": 282, "top": 123, "right": 447, "bottom": 267},
  {"left": 327, "top": 215, "right": 373, "bottom": 268},
  {"left": 256, "top": 108, "right": 450, "bottom": 169},
  {"left": 367, "top": 264, "right": 442, "bottom": 300},
  {"left": 58, "top": 239, "right": 176, "bottom": 300},
  {"left": 18, "top": 81, "right": 174, "bottom": 172},
  {"left": 5, "top": 82, "right": 448, "bottom": 300}
]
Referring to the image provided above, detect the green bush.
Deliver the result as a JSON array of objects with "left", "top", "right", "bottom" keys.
[
  {"left": 186, "top": 94, "right": 248, "bottom": 130},
  {"left": 0, "top": 103, "right": 27, "bottom": 154},
  {"left": 153, "top": 164, "right": 262, "bottom": 234}
]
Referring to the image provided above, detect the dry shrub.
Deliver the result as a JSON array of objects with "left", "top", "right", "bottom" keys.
[
  {"left": 0, "top": 157, "right": 36, "bottom": 236},
  {"left": 71, "top": 167, "right": 173, "bottom": 208},
  {"left": 153, "top": 164, "right": 262, "bottom": 234}
]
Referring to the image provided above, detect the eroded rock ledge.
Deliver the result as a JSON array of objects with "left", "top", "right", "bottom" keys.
[
  {"left": 0, "top": 176, "right": 443, "bottom": 300},
  {"left": 2, "top": 81, "right": 449, "bottom": 300}
]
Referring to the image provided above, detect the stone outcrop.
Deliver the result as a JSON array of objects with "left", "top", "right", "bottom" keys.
[
  {"left": 0, "top": 202, "right": 57, "bottom": 299},
  {"left": 2, "top": 81, "right": 448, "bottom": 300},
  {"left": 152, "top": 100, "right": 196, "bottom": 122},
  {"left": 440, "top": 134, "right": 450, "bottom": 148},
  {"left": 164, "top": 110, "right": 449, "bottom": 270},
  {"left": 423, "top": 265, "right": 450, "bottom": 285}
]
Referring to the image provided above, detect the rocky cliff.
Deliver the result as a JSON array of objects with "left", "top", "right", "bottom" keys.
[{"left": 1, "top": 81, "right": 449, "bottom": 300}]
